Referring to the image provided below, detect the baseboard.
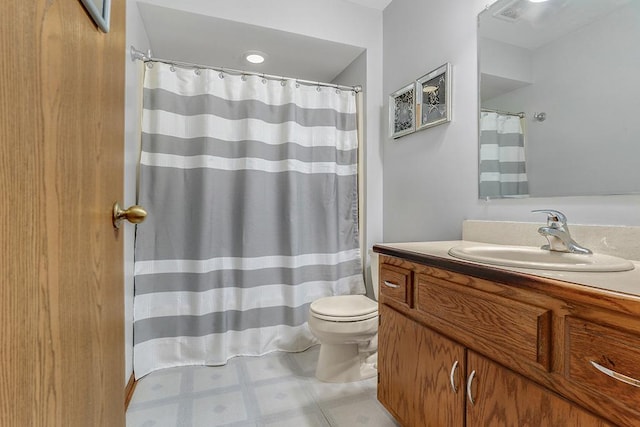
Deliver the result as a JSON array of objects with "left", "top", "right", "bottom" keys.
[{"left": 125, "top": 372, "right": 137, "bottom": 410}]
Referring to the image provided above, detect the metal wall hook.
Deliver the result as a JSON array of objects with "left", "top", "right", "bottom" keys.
[
  {"left": 533, "top": 112, "right": 546, "bottom": 122},
  {"left": 130, "top": 46, "right": 152, "bottom": 62}
]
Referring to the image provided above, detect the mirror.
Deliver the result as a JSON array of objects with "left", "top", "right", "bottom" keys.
[{"left": 478, "top": 0, "right": 640, "bottom": 199}]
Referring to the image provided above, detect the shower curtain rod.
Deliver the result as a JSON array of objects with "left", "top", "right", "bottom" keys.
[
  {"left": 481, "top": 108, "right": 525, "bottom": 118},
  {"left": 130, "top": 46, "right": 362, "bottom": 93}
]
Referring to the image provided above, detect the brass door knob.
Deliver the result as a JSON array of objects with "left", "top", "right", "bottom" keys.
[{"left": 112, "top": 202, "right": 147, "bottom": 229}]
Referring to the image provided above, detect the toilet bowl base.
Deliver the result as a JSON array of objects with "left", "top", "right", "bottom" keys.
[{"left": 315, "top": 343, "right": 377, "bottom": 383}]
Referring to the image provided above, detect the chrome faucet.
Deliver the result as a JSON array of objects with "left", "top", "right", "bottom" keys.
[{"left": 532, "top": 209, "right": 592, "bottom": 254}]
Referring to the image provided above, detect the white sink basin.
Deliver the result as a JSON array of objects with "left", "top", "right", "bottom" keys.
[{"left": 448, "top": 244, "right": 635, "bottom": 272}]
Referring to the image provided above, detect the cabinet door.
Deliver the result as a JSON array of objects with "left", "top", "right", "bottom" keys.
[
  {"left": 466, "top": 351, "right": 612, "bottom": 427},
  {"left": 378, "top": 304, "right": 465, "bottom": 427}
]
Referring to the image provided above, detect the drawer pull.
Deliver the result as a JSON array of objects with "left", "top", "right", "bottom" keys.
[
  {"left": 383, "top": 281, "right": 400, "bottom": 289},
  {"left": 590, "top": 360, "right": 640, "bottom": 388},
  {"left": 467, "top": 370, "right": 476, "bottom": 405},
  {"left": 449, "top": 360, "right": 459, "bottom": 393}
]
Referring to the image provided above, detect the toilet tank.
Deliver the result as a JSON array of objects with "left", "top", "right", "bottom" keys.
[{"left": 369, "top": 249, "right": 380, "bottom": 301}]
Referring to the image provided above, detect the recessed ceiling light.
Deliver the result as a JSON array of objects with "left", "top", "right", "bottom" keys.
[
  {"left": 528, "top": 0, "right": 549, "bottom": 3},
  {"left": 244, "top": 51, "right": 266, "bottom": 64}
]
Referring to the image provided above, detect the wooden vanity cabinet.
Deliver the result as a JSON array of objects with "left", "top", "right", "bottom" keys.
[
  {"left": 375, "top": 251, "right": 632, "bottom": 427},
  {"left": 466, "top": 351, "right": 612, "bottom": 426},
  {"left": 379, "top": 264, "right": 413, "bottom": 309},
  {"left": 378, "top": 304, "right": 465, "bottom": 427}
]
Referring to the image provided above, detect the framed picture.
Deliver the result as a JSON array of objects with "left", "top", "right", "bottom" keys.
[
  {"left": 389, "top": 83, "right": 416, "bottom": 139},
  {"left": 80, "top": 0, "right": 111, "bottom": 33},
  {"left": 416, "top": 63, "right": 451, "bottom": 130}
]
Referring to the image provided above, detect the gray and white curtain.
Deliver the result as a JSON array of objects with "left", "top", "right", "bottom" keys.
[
  {"left": 479, "top": 111, "right": 529, "bottom": 198},
  {"left": 133, "top": 62, "right": 365, "bottom": 378}
]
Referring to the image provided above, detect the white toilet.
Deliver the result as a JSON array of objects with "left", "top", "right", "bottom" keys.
[{"left": 308, "top": 251, "right": 380, "bottom": 382}]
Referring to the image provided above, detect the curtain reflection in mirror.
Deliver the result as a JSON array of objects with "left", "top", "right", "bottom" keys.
[{"left": 479, "top": 111, "right": 529, "bottom": 199}]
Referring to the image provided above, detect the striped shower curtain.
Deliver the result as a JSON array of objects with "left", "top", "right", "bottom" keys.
[
  {"left": 133, "top": 62, "right": 365, "bottom": 378},
  {"left": 479, "top": 111, "right": 529, "bottom": 198}
]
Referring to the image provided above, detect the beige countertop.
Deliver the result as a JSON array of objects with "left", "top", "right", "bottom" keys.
[{"left": 375, "top": 240, "right": 640, "bottom": 298}]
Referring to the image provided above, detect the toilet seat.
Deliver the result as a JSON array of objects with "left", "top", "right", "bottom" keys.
[{"left": 310, "top": 295, "right": 378, "bottom": 322}]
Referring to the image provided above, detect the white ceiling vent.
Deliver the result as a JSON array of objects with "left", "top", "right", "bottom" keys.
[{"left": 492, "top": 0, "right": 532, "bottom": 23}]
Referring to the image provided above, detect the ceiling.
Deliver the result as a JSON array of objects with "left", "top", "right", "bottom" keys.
[
  {"left": 346, "top": 0, "right": 392, "bottom": 10},
  {"left": 480, "top": 0, "right": 630, "bottom": 50},
  {"left": 136, "top": 1, "right": 390, "bottom": 83}
]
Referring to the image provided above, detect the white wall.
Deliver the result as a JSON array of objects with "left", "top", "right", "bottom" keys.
[
  {"left": 124, "top": 0, "right": 150, "bottom": 382},
  {"left": 382, "top": 0, "right": 640, "bottom": 244}
]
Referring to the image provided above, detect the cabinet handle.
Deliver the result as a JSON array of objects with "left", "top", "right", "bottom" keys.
[
  {"left": 449, "top": 360, "right": 459, "bottom": 393},
  {"left": 590, "top": 360, "right": 640, "bottom": 388},
  {"left": 383, "top": 281, "right": 400, "bottom": 289},
  {"left": 467, "top": 370, "right": 476, "bottom": 405}
]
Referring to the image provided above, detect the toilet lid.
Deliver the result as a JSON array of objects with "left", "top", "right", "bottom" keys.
[{"left": 310, "top": 295, "right": 378, "bottom": 322}]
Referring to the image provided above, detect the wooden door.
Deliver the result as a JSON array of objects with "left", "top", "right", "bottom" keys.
[
  {"left": 378, "top": 304, "right": 465, "bottom": 427},
  {"left": 466, "top": 351, "right": 612, "bottom": 427},
  {"left": 1, "top": 0, "right": 125, "bottom": 426}
]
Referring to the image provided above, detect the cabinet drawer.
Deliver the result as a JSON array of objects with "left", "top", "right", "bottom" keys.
[
  {"left": 416, "top": 273, "right": 551, "bottom": 371},
  {"left": 380, "top": 264, "right": 412, "bottom": 307},
  {"left": 565, "top": 316, "right": 640, "bottom": 414}
]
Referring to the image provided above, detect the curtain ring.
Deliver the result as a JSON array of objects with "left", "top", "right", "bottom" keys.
[
  {"left": 241, "top": 74, "right": 247, "bottom": 81},
  {"left": 295, "top": 81, "right": 300, "bottom": 88},
  {"left": 145, "top": 62, "right": 154, "bottom": 69},
  {"left": 194, "top": 69, "right": 201, "bottom": 76},
  {"left": 169, "top": 65, "right": 176, "bottom": 72},
  {"left": 261, "top": 73, "right": 267, "bottom": 84},
  {"left": 280, "top": 78, "right": 286, "bottom": 87},
  {"left": 316, "top": 83, "right": 322, "bottom": 92},
  {"left": 219, "top": 68, "right": 225, "bottom": 79}
]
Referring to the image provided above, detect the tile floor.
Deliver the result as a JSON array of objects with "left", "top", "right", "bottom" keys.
[{"left": 126, "top": 345, "right": 400, "bottom": 427}]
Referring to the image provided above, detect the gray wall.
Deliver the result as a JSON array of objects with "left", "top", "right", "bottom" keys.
[
  {"left": 332, "top": 50, "right": 366, "bottom": 89},
  {"left": 480, "top": 38, "right": 532, "bottom": 84},
  {"left": 382, "top": 0, "right": 640, "bottom": 244},
  {"left": 383, "top": 0, "right": 481, "bottom": 241}
]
